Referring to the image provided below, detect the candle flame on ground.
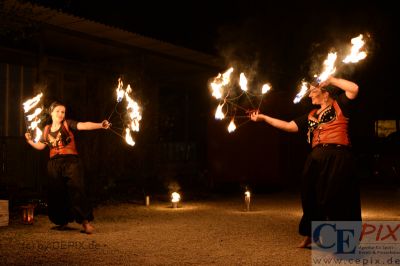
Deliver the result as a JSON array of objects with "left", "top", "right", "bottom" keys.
[{"left": 171, "top": 192, "right": 181, "bottom": 203}]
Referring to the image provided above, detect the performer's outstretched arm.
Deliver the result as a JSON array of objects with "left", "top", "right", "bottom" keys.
[
  {"left": 77, "top": 120, "right": 110, "bottom": 130},
  {"left": 250, "top": 111, "right": 299, "bottom": 133}
]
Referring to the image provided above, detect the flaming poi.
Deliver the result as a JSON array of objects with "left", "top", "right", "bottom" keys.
[
  {"left": 209, "top": 67, "right": 272, "bottom": 133},
  {"left": 22, "top": 92, "right": 44, "bottom": 143},
  {"left": 107, "top": 78, "right": 142, "bottom": 146},
  {"left": 293, "top": 34, "right": 368, "bottom": 104},
  {"left": 343, "top": 34, "right": 367, "bottom": 64}
]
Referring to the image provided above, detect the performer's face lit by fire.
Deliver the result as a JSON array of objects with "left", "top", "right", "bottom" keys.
[
  {"left": 51, "top": 105, "right": 66, "bottom": 124},
  {"left": 308, "top": 85, "right": 329, "bottom": 105}
]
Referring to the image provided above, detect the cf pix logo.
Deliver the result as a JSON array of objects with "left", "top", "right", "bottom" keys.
[
  {"left": 313, "top": 222, "right": 359, "bottom": 254},
  {"left": 313, "top": 222, "right": 400, "bottom": 254}
]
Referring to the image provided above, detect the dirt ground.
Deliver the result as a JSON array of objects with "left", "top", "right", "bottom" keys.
[{"left": 0, "top": 188, "right": 399, "bottom": 265}]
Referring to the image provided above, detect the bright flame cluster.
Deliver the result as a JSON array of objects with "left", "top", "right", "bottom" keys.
[
  {"left": 210, "top": 67, "right": 271, "bottom": 133},
  {"left": 171, "top": 192, "right": 181, "bottom": 203},
  {"left": 114, "top": 79, "right": 142, "bottom": 146},
  {"left": 343, "top": 34, "right": 367, "bottom": 63},
  {"left": 294, "top": 34, "right": 368, "bottom": 103},
  {"left": 22, "top": 92, "right": 43, "bottom": 143}
]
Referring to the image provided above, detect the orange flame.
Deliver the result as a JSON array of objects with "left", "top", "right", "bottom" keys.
[
  {"left": 261, "top": 83, "right": 271, "bottom": 94},
  {"left": 117, "top": 82, "right": 142, "bottom": 146},
  {"left": 215, "top": 104, "right": 225, "bottom": 120},
  {"left": 171, "top": 192, "right": 180, "bottom": 203},
  {"left": 343, "top": 34, "right": 367, "bottom": 64},
  {"left": 228, "top": 119, "right": 236, "bottom": 133},
  {"left": 23, "top": 92, "right": 44, "bottom": 143},
  {"left": 210, "top": 67, "right": 234, "bottom": 99},
  {"left": 125, "top": 128, "right": 135, "bottom": 146},
  {"left": 116, "top": 78, "right": 125, "bottom": 102},
  {"left": 23, "top": 92, "right": 43, "bottom": 113},
  {"left": 317, "top": 52, "right": 337, "bottom": 83},
  {"left": 239, "top": 73, "right": 248, "bottom": 92},
  {"left": 293, "top": 81, "right": 309, "bottom": 104}
]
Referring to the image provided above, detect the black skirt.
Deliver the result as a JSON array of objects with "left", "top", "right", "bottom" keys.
[{"left": 299, "top": 144, "right": 362, "bottom": 236}]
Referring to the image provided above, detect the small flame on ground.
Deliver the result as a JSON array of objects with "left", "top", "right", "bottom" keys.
[{"left": 171, "top": 192, "right": 180, "bottom": 203}]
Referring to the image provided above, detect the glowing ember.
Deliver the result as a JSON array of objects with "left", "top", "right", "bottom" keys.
[
  {"left": 227, "top": 119, "right": 236, "bottom": 133},
  {"left": 239, "top": 73, "right": 248, "bottom": 92},
  {"left": 293, "top": 81, "right": 309, "bottom": 104},
  {"left": 343, "top": 34, "right": 367, "bottom": 64}
]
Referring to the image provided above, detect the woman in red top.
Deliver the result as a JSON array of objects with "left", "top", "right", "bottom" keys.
[
  {"left": 250, "top": 76, "right": 361, "bottom": 248},
  {"left": 25, "top": 101, "right": 110, "bottom": 234}
]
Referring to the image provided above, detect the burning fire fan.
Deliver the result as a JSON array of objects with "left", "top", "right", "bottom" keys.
[
  {"left": 294, "top": 34, "right": 369, "bottom": 103},
  {"left": 22, "top": 92, "right": 44, "bottom": 143},
  {"left": 107, "top": 78, "right": 142, "bottom": 146},
  {"left": 209, "top": 67, "right": 272, "bottom": 133}
]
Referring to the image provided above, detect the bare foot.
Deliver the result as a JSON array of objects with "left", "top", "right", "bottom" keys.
[
  {"left": 297, "top": 236, "right": 312, "bottom": 248},
  {"left": 82, "top": 221, "right": 95, "bottom": 234}
]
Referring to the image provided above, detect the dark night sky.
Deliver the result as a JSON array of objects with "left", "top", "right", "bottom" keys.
[{"left": 25, "top": 0, "right": 400, "bottom": 118}]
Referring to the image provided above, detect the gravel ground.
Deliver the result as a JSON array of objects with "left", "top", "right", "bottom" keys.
[{"left": 0, "top": 188, "right": 399, "bottom": 265}]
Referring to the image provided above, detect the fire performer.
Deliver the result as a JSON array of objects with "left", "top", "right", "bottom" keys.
[
  {"left": 25, "top": 101, "right": 110, "bottom": 234},
  {"left": 250, "top": 76, "right": 361, "bottom": 248}
]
